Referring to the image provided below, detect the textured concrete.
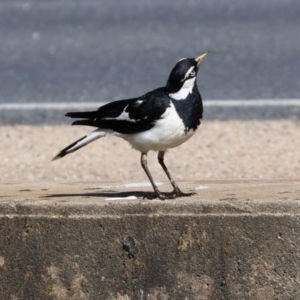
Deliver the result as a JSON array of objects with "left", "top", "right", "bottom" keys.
[{"left": 0, "top": 180, "right": 300, "bottom": 299}]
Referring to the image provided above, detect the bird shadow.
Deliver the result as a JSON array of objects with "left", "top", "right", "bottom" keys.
[{"left": 40, "top": 190, "right": 155, "bottom": 200}]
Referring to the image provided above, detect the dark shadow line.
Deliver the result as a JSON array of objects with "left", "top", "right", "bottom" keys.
[{"left": 40, "top": 191, "right": 153, "bottom": 199}]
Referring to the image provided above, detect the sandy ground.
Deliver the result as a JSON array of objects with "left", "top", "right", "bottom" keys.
[{"left": 0, "top": 120, "right": 299, "bottom": 183}]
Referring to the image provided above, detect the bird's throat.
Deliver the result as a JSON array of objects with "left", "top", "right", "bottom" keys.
[{"left": 168, "top": 77, "right": 196, "bottom": 100}]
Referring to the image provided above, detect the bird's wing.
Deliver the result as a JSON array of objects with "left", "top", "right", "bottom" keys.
[{"left": 66, "top": 88, "right": 171, "bottom": 134}]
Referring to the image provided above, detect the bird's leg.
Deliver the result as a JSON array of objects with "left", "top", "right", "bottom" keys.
[
  {"left": 141, "top": 153, "right": 166, "bottom": 200},
  {"left": 158, "top": 151, "right": 196, "bottom": 198}
]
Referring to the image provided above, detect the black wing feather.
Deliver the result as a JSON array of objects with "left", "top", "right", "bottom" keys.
[
  {"left": 66, "top": 98, "right": 137, "bottom": 120},
  {"left": 65, "top": 88, "right": 171, "bottom": 134}
]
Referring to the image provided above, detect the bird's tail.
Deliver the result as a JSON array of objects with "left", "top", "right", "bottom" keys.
[{"left": 52, "top": 130, "right": 106, "bottom": 161}]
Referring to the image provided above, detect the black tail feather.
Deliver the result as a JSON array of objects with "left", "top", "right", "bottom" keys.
[
  {"left": 72, "top": 119, "right": 95, "bottom": 126},
  {"left": 52, "top": 136, "right": 86, "bottom": 161},
  {"left": 66, "top": 111, "right": 98, "bottom": 119},
  {"left": 52, "top": 130, "right": 105, "bottom": 161},
  {"left": 66, "top": 110, "right": 98, "bottom": 127}
]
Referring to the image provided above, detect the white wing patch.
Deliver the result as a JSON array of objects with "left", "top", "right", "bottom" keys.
[
  {"left": 103, "top": 100, "right": 145, "bottom": 122},
  {"left": 168, "top": 77, "right": 196, "bottom": 100},
  {"left": 103, "top": 105, "right": 133, "bottom": 122}
]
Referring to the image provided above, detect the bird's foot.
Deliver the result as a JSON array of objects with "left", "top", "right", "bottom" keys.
[
  {"left": 144, "top": 190, "right": 196, "bottom": 201},
  {"left": 171, "top": 189, "right": 197, "bottom": 198}
]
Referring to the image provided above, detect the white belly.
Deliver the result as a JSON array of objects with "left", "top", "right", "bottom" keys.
[{"left": 121, "top": 103, "right": 197, "bottom": 153}]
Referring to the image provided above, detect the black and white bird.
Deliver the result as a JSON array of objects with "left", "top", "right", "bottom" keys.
[{"left": 53, "top": 51, "right": 209, "bottom": 200}]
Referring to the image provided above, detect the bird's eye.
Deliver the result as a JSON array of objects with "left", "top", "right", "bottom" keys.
[{"left": 190, "top": 70, "right": 196, "bottom": 77}]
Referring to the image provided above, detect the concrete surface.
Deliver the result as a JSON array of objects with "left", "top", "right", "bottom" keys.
[{"left": 1, "top": 180, "right": 300, "bottom": 299}]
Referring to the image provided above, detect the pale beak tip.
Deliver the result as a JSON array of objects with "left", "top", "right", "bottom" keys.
[{"left": 195, "top": 51, "right": 209, "bottom": 66}]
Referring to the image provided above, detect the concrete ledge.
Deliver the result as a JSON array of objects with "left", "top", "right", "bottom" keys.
[{"left": 1, "top": 180, "right": 300, "bottom": 299}]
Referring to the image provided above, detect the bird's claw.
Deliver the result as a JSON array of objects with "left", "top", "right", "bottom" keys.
[
  {"left": 170, "top": 189, "right": 197, "bottom": 198},
  {"left": 143, "top": 190, "right": 196, "bottom": 200}
]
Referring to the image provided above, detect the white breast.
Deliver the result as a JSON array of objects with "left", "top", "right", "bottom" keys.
[{"left": 122, "top": 102, "right": 196, "bottom": 153}]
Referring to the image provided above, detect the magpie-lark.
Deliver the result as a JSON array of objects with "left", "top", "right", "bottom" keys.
[{"left": 53, "top": 51, "right": 209, "bottom": 200}]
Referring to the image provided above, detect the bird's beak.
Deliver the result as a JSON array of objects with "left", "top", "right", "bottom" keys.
[{"left": 195, "top": 51, "right": 209, "bottom": 66}]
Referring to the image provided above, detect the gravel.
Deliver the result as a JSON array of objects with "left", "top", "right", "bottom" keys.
[{"left": 1, "top": 120, "right": 300, "bottom": 183}]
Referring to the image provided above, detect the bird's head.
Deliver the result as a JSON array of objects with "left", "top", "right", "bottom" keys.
[{"left": 166, "top": 51, "right": 209, "bottom": 99}]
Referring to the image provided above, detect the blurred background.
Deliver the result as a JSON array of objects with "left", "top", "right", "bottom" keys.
[
  {"left": 0, "top": 0, "right": 299, "bottom": 118},
  {"left": 0, "top": 0, "right": 299, "bottom": 182}
]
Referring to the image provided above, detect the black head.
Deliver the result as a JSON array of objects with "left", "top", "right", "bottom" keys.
[{"left": 165, "top": 52, "right": 209, "bottom": 97}]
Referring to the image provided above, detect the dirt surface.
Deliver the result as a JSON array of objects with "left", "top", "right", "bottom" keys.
[{"left": 1, "top": 120, "right": 299, "bottom": 183}]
